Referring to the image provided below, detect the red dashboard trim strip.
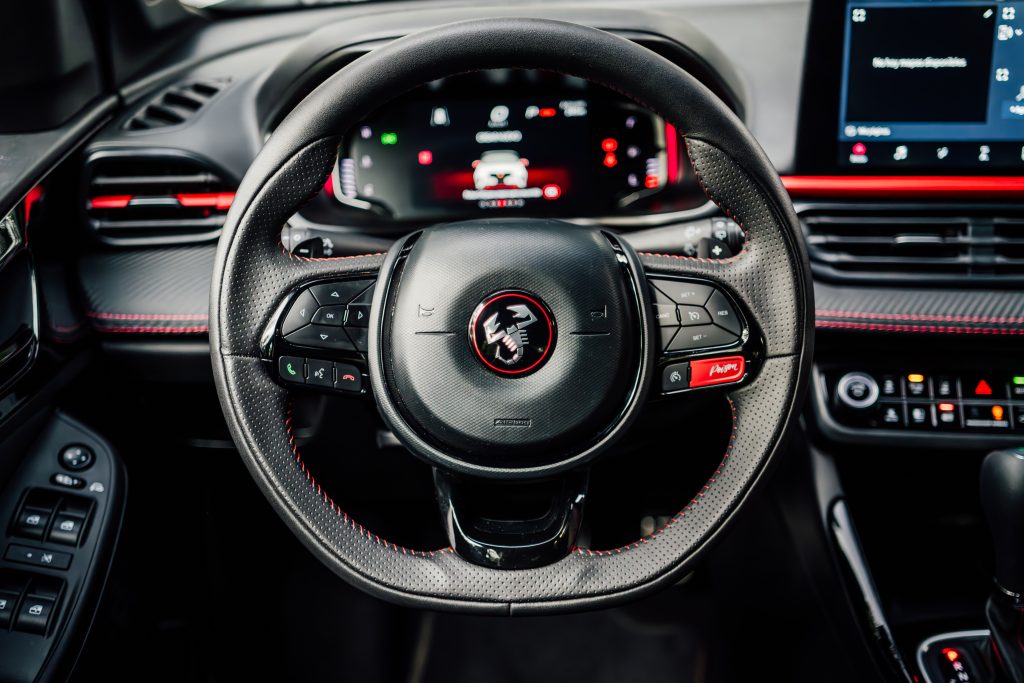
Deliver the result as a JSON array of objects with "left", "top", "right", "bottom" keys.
[{"left": 781, "top": 175, "right": 1024, "bottom": 198}]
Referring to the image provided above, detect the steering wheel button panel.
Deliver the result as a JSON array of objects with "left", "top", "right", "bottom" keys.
[
  {"left": 334, "top": 363, "right": 363, "bottom": 392},
  {"left": 345, "top": 304, "right": 370, "bottom": 327},
  {"left": 310, "top": 280, "right": 371, "bottom": 305},
  {"left": 306, "top": 359, "right": 334, "bottom": 388},
  {"left": 689, "top": 356, "right": 747, "bottom": 388},
  {"left": 285, "top": 325, "right": 355, "bottom": 351},
  {"left": 667, "top": 325, "right": 737, "bottom": 352},
  {"left": 311, "top": 305, "right": 346, "bottom": 326},
  {"left": 705, "top": 290, "right": 742, "bottom": 335},
  {"left": 650, "top": 279, "right": 714, "bottom": 306},
  {"left": 678, "top": 305, "right": 711, "bottom": 327},
  {"left": 653, "top": 304, "right": 678, "bottom": 326},
  {"left": 280, "top": 290, "right": 318, "bottom": 336}
]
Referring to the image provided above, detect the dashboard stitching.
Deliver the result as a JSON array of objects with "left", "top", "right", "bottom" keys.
[
  {"left": 816, "top": 309, "right": 1024, "bottom": 325},
  {"left": 88, "top": 311, "right": 209, "bottom": 321},
  {"left": 574, "top": 398, "right": 737, "bottom": 556},
  {"left": 94, "top": 325, "right": 209, "bottom": 334},
  {"left": 817, "top": 320, "right": 1024, "bottom": 335},
  {"left": 285, "top": 404, "right": 451, "bottom": 557}
]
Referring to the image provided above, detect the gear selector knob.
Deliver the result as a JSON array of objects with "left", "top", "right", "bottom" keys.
[{"left": 981, "top": 447, "right": 1024, "bottom": 598}]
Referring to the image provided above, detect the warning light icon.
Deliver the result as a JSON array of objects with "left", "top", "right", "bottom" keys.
[{"left": 974, "top": 379, "right": 993, "bottom": 396}]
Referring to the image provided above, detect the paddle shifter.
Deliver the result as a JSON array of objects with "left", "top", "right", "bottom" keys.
[{"left": 981, "top": 447, "right": 1024, "bottom": 683}]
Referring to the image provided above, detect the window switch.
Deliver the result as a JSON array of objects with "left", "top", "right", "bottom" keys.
[
  {"left": 13, "top": 508, "right": 51, "bottom": 541},
  {"left": 47, "top": 513, "right": 84, "bottom": 546},
  {"left": 0, "top": 589, "right": 19, "bottom": 628},
  {"left": 14, "top": 594, "right": 55, "bottom": 635}
]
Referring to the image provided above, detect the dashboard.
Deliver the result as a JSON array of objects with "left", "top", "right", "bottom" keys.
[{"left": 330, "top": 70, "right": 701, "bottom": 222}]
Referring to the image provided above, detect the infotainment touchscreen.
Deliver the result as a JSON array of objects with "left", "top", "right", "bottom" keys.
[{"left": 839, "top": 1, "right": 1024, "bottom": 167}]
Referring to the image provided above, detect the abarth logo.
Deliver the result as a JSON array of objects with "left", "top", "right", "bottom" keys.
[{"left": 469, "top": 291, "right": 555, "bottom": 376}]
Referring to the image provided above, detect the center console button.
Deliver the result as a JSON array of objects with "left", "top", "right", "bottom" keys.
[
  {"left": 907, "top": 403, "right": 933, "bottom": 428},
  {"left": 934, "top": 376, "right": 957, "bottom": 398},
  {"left": 904, "top": 373, "right": 929, "bottom": 398},
  {"left": 965, "top": 403, "right": 1011, "bottom": 429},
  {"left": 281, "top": 290, "right": 318, "bottom": 336},
  {"left": 880, "top": 374, "right": 900, "bottom": 397},
  {"left": 875, "top": 402, "right": 905, "bottom": 428},
  {"left": 678, "top": 305, "right": 711, "bottom": 327},
  {"left": 964, "top": 376, "right": 1008, "bottom": 399},
  {"left": 836, "top": 372, "right": 879, "bottom": 410},
  {"left": 1013, "top": 405, "right": 1024, "bottom": 429},
  {"left": 936, "top": 401, "right": 961, "bottom": 428}
]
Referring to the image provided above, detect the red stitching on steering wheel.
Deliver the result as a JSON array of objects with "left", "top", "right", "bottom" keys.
[
  {"left": 574, "top": 398, "right": 738, "bottom": 556},
  {"left": 285, "top": 405, "right": 451, "bottom": 557}
]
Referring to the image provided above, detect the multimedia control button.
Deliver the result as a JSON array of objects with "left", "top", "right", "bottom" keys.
[
  {"left": 653, "top": 304, "right": 678, "bottom": 327},
  {"left": 0, "top": 589, "right": 18, "bottom": 628},
  {"left": 281, "top": 290, "right": 318, "bottom": 336},
  {"left": 346, "top": 327, "right": 369, "bottom": 353},
  {"left": 334, "top": 363, "right": 363, "bottom": 393},
  {"left": 48, "top": 513, "right": 85, "bottom": 546},
  {"left": 836, "top": 372, "right": 879, "bottom": 410},
  {"left": 661, "top": 362, "right": 689, "bottom": 392},
  {"left": 306, "top": 359, "right": 334, "bottom": 388},
  {"left": 14, "top": 595, "right": 55, "bottom": 635},
  {"left": 667, "top": 325, "right": 737, "bottom": 352},
  {"left": 285, "top": 325, "right": 355, "bottom": 352},
  {"left": 689, "top": 356, "right": 745, "bottom": 388},
  {"left": 350, "top": 283, "right": 375, "bottom": 305},
  {"left": 4, "top": 544, "right": 72, "bottom": 570},
  {"left": 311, "top": 305, "right": 346, "bottom": 326},
  {"left": 874, "top": 403, "right": 905, "bottom": 428},
  {"left": 278, "top": 356, "right": 305, "bottom": 384},
  {"left": 310, "top": 280, "right": 371, "bottom": 305},
  {"left": 649, "top": 279, "right": 713, "bottom": 306},
  {"left": 345, "top": 304, "right": 371, "bottom": 328},
  {"left": 59, "top": 445, "right": 94, "bottom": 471},
  {"left": 880, "top": 374, "right": 900, "bottom": 397},
  {"left": 14, "top": 508, "right": 50, "bottom": 541},
  {"left": 678, "top": 305, "right": 711, "bottom": 327},
  {"left": 704, "top": 290, "right": 741, "bottom": 335},
  {"left": 907, "top": 403, "right": 932, "bottom": 428}
]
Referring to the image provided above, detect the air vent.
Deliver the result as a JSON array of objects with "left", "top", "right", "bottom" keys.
[
  {"left": 802, "top": 212, "right": 1024, "bottom": 284},
  {"left": 124, "top": 78, "right": 230, "bottom": 131},
  {"left": 83, "top": 153, "right": 235, "bottom": 245}
]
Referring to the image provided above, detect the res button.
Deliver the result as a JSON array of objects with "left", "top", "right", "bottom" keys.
[{"left": 689, "top": 356, "right": 746, "bottom": 388}]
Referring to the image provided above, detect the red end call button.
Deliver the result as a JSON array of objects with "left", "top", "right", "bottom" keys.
[{"left": 689, "top": 356, "right": 746, "bottom": 388}]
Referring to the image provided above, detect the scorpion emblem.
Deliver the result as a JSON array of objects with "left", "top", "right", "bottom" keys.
[{"left": 481, "top": 304, "right": 538, "bottom": 366}]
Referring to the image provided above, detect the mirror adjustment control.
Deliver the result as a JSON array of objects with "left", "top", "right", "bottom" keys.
[{"left": 59, "top": 445, "right": 94, "bottom": 471}]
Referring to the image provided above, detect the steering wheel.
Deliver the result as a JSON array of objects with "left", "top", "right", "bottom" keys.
[{"left": 210, "top": 18, "right": 812, "bottom": 613}]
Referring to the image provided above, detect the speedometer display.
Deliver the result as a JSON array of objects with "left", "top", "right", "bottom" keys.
[{"left": 333, "top": 71, "right": 681, "bottom": 221}]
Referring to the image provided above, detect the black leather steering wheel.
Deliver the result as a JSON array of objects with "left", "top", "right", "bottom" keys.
[{"left": 210, "top": 18, "right": 813, "bottom": 613}]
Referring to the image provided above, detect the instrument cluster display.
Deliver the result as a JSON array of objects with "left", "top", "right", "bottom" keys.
[{"left": 332, "top": 71, "right": 690, "bottom": 221}]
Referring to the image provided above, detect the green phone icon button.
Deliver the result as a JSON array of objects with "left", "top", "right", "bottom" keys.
[
  {"left": 279, "top": 357, "right": 304, "bottom": 383},
  {"left": 286, "top": 363, "right": 298, "bottom": 376}
]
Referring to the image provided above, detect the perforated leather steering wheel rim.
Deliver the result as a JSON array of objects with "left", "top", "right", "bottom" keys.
[{"left": 210, "top": 17, "right": 814, "bottom": 614}]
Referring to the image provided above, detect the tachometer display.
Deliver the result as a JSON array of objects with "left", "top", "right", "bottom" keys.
[{"left": 333, "top": 73, "right": 674, "bottom": 221}]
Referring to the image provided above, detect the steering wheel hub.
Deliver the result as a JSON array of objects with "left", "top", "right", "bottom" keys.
[{"left": 372, "top": 218, "right": 652, "bottom": 476}]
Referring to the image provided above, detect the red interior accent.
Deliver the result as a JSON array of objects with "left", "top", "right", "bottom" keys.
[
  {"left": 23, "top": 185, "right": 43, "bottom": 224},
  {"left": 781, "top": 175, "right": 1024, "bottom": 198},
  {"left": 689, "top": 356, "right": 746, "bottom": 388},
  {"left": 176, "top": 192, "right": 235, "bottom": 210},
  {"left": 88, "top": 195, "right": 132, "bottom": 209},
  {"left": 665, "top": 123, "right": 679, "bottom": 184}
]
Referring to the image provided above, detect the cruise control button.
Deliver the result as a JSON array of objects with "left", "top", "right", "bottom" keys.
[
  {"left": 281, "top": 290, "right": 318, "bottom": 336},
  {"left": 14, "top": 508, "right": 50, "bottom": 541},
  {"left": 306, "top": 359, "right": 334, "bottom": 388},
  {"left": 667, "top": 325, "right": 738, "bottom": 352},
  {"left": 285, "top": 325, "right": 355, "bottom": 352},
  {"left": 334, "top": 363, "right": 363, "bottom": 392},
  {"left": 278, "top": 356, "right": 305, "bottom": 384},
  {"left": 658, "top": 327, "right": 679, "bottom": 353},
  {"left": 689, "top": 356, "right": 745, "bottom": 388},
  {"left": 345, "top": 304, "right": 370, "bottom": 328},
  {"left": 48, "top": 513, "right": 85, "bottom": 546},
  {"left": 15, "top": 595, "right": 55, "bottom": 635},
  {"left": 311, "top": 305, "right": 346, "bottom": 326},
  {"left": 310, "top": 280, "right": 371, "bottom": 305},
  {"left": 653, "top": 304, "right": 678, "bottom": 327},
  {"left": 651, "top": 280, "right": 713, "bottom": 305},
  {"left": 678, "top": 305, "right": 711, "bottom": 327},
  {"left": 649, "top": 284, "right": 675, "bottom": 305},
  {"left": 661, "top": 362, "right": 689, "bottom": 392},
  {"left": 704, "top": 290, "right": 742, "bottom": 335}
]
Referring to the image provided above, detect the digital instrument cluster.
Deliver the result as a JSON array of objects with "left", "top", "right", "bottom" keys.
[{"left": 330, "top": 71, "right": 696, "bottom": 221}]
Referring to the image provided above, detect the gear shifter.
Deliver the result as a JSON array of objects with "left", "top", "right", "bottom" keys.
[{"left": 981, "top": 447, "right": 1024, "bottom": 683}]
